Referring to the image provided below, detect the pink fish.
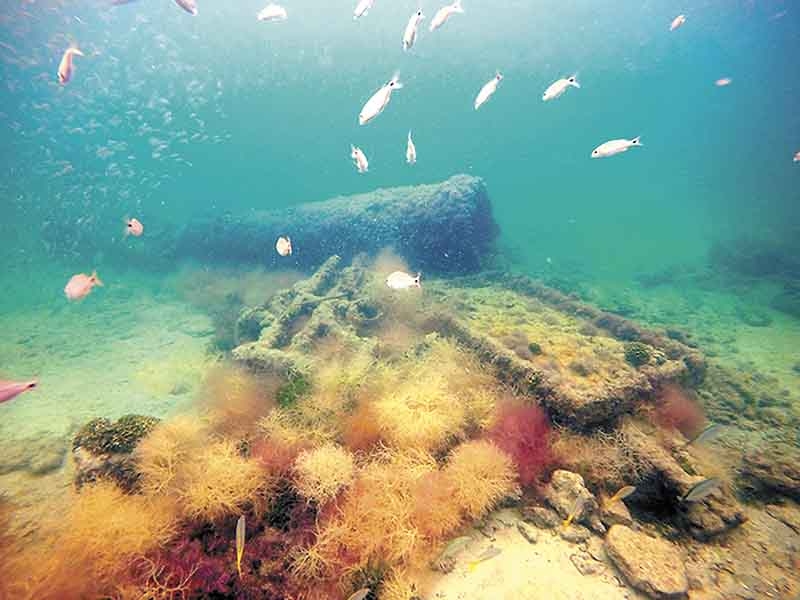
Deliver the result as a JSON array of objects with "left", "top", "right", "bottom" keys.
[
  {"left": 174, "top": 0, "right": 198, "bottom": 15},
  {"left": 0, "top": 380, "right": 37, "bottom": 405},
  {"left": 65, "top": 270, "right": 103, "bottom": 301},
  {"left": 57, "top": 46, "right": 84, "bottom": 85},
  {"left": 714, "top": 78, "right": 732, "bottom": 87},
  {"left": 125, "top": 217, "right": 144, "bottom": 237},
  {"left": 670, "top": 14, "right": 686, "bottom": 31}
]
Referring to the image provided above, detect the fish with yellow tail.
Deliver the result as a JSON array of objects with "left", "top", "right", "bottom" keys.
[
  {"left": 57, "top": 46, "right": 84, "bottom": 85},
  {"left": 235, "top": 515, "right": 245, "bottom": 578},
  {"left": 466, "top": 545, "right": 502, "bottom": 572},
  {"left": 562, "top": 496, "right": 585, "bottom": 528},
  {"left": 605, "top": 485, "right": 636, "bottom": 506}
]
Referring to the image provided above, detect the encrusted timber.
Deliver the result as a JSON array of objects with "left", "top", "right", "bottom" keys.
[{"left": 424, "top": 313, "right": 689, "bottom": 430}]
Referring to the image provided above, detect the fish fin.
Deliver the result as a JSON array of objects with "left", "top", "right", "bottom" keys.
[
  {"left": 452, "top": 0, "right": 464, "bottom": 12},
  {"left": 69, "top": 47, "right": 84, "bottom": 57},
  {"left": 631, "top": 136, "right": 642, "bottom": 146},
  {"left": 467, "top": 561, "right": 477, "bottom": 572},
  {"left": 91, "top": 270, "right": 104, "bottom": 286},
  {"left": 607, "top": 490, "right": 622, "bottom": 505}
]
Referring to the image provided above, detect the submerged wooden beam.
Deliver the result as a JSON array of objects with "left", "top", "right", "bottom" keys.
[{"left": 174, "top": 174, "right": 497, "bottom": 274}]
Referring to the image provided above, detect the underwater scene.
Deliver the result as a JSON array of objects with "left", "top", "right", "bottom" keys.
[{"left": 1, "top": 0, "right": 799, "bottom": 598}]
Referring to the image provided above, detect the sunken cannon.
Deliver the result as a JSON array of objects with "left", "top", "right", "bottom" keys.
[{"left": 174, "top": 174, "right": 498, "bottom": 274}]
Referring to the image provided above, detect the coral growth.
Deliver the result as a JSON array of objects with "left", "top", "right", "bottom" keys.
[
  {"left": 488, "top": 402, "right": 554, "bottom": 488},
  {"left": 623, "top": 342, "right": 652, "bottom": 367},
  {"left": 652, "top": 384, "right": 706, "bottom": 439},
  {"left": 445, "top": 440, "right": 519, "bottom": 519},
  {"left": 293, "top": 443, "right": 355, "bottom": 505},
  {"left": 342, "top": 401, "right": 383, "bottom": 453}
]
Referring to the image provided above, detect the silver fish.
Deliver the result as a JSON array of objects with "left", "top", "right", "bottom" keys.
[
  {"left": 347, "top": 588, "right": 370, "bottom": 600},
  {"left": 687, "top": 424, "right": 724, "bottom": 446},
  {"left": 682, "top": 478, "right": 722, "bottom": 503}
]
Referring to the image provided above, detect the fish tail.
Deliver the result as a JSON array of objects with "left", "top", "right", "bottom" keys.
[
  {"left": 569, "top": 74, "right": 581, "bottom": 88},
  {"left": 631, "top": 136, "right": 642, "bottom": 146},
  {"left": 562, "top": 514, "right": 574, "bottom": 528},
  {"left": 453, "top": 0, "right": 464, "bottom": 12},
  {"left": 69, "top": 46, "right": 84, "bottom": 57},
  {"left": 607, "top": 490, "right": 622, "bottom": 505},
  {"left": 467, "top": 561, "right": 477, "bottom": 572},
  {"left": 495, "top": 71, "right": 503, "bottom": 80},
  {"left": 91, "top": 270, "right": 104, "bottom": 286},
  {"left": 390, "top": 72, "right": 403, "bottom": 89}
]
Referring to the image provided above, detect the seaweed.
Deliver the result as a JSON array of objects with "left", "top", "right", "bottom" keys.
[
  {"left": 73, "top": 414, "right": 160, "bottom": 455},
  {"left": 277, "top": 370, "right": 313, "bottom": 408}
]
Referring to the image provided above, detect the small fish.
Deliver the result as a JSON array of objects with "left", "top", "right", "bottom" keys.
[
  {"left": 606, "top": 485, "right": 636, "bottom": 505},
  {"left": 351, "top": 145, "right": 369, "bottom": 173},
  {"left": 57, "top": 46, "right": 84, "bottom": 85},
  {"left": 353, "top": 0, "right": 374, "bottom": 20},
  {"left": 681, "top": 478, "right": 722, "bottom": 503},
  {"left": 64, "top": 270, "right": 103, "bottom": 301},
  {"left": 275, "top": 236, "right": 292, "bottom": 257},
  {"left": 125, "top": 217, "right": 144, "bottom": 237},
  {"left": 474, "top": 72, "right": 502, "bottom": 110},
  {"left": 467, "top": 546, "right": 502, "bottom": 572},
  {"left": 542, "top": 75, "right": 580, "bottom": 101},
  {"left": 715, "top": 77, "right": 732, "bottom": 87},
  {"left": 794, "top": 151, "right": 800, "bottom": 163},
  {"left": 346, "top": 588, "right": 370, "bottom": 600},
  {"left": 562, "top": 496, "right": 584, "bottom": 528},
  {"left": 386, "top": 271, "right": 421, "bottom": 290},
  {"left": 359, "top": 74, "right": 402, "bottom": 125},
  {"left": 236, "top": 515, "right": 245, "bottom": 578},
  {"left": 406, "top": 131, "right": 417, "bottom": 165},
  {"left": 429, "top": 0, "right": 464, "bottom": 32},
  {"left": 670, "top": 14, "right": 686, "bottom": 31},
  {"left": 687, "top": 423, "right": 724, "bottom": 446},
  {"left": 0, "top": 380, "right": 37, "bottom": 405},
  {"left": 591, "top": 136, "right": 642, "bottom": 158},
  {"left": 403, "top": 9, "right": 425, "bottom": 51},
  {"left": 257, "top": 4, "right": 287, "bottom": 22},
  {"left": 174, "top": 0, "right": 198, "bottom": 16}
]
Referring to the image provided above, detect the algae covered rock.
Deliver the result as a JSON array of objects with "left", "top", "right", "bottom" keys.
[
  {"left": 605, "top": 524, "right": 688, "bottom": 599},
  {"left": 542, "top": 469, "right": 605, "bottom": 534},
  {"left": 739, "top": 443, "right": 800, "bottom": 501},
  {"left": 624, "top": 342, "right": 652, "bottom": 367},
  {"left": 72, "top": 414, "right": 160, "bottom": 491}
]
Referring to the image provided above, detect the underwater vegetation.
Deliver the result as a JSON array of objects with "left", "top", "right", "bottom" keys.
[
  {"left": 487, "top": 402, "right": 554, "bottom": 488},
  {"left": 650, "top": 384, "right": 706, "bottom": 439}
]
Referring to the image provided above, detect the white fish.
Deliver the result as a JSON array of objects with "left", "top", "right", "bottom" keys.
[
  {"left": 542, "top": 75, "right": 580, "bottom": 101},
  {"left": 403, "top": 9, "right": 425, "bottom": 51},
  {"left": 353, "top": 0, "right": 374, "bottom": 20},
  {"left": 406, "top": 131, "right": 416, "bottom": 165},
  {"left": 275, "top": 236, "right": 292, "bottom": 256},
  {"left": 358, "top": 73, "right": 402, "bottom": 126},
  {"left": 591, "top": 136, "right": 642, "bottom": 158},
  {"left": 474, "top": 72, "right": 502, "bottom": 110},
  {"left": 794, "top": 151, "right": 800, "bottom": 163},
  {"left": 386, "top": 271, "right": 421, "bottom": 290},
  {"left": 429, "top": 0, "right": 464, "bottom": 32},
  {"left": 57, "top": 47, "right": 84, "bottom": 85},
  {"left": 670, "top": 14, "right": 686, "bottom": 31},
  {"left": 351, "top": 145, "right": 368, "bottom": 173},
  {"left": 257, "top": 4, "right": 287, "bottom": 22}
]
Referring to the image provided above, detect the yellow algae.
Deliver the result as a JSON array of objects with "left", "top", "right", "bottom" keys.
[{"left": 293, "top": 443, "right": 356, "bottom": 505}]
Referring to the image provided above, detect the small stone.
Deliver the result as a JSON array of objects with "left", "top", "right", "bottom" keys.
[
  {"left": 543, "top": 470, "right": 602, "bottom": 531},
  {"left": 517, "top": 521, "right": 538, "bottom": 544},
  {"left": 605, "top": 524, "right": 688, "bottom": 600},
  {"left": 570, "top": 552, "right": 604, "bottom": 576},
  {"left": 587, "top": 537, "right": 607, "bottom": 563},
  {"left": 601, "top": 497, "right": 634, "bottom": 528},
  {"left": 559, "top": 524, "right": 591, "bottom": 543},
  {"left": 522, "top": 505, "right": 561, "bottom": 529}
]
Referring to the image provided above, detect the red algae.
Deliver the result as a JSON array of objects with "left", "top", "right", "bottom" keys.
[
  {"left": 487, "top": 403, "right": 554, "bottom": 488},
  {"left": 652, "top": 384, "right": 706, "bottom": 439}
]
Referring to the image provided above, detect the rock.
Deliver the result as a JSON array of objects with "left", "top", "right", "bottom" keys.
[
  {"left": 601, "top": 496, "right": 634, "bottom": 528},
  {"left": 28, "top": 445, "right": 67, "bottom": 475},
  {"left": 739, "top": 442, "right": 800, "bottom": 501},
  {"left": 765, "top": 503, "right": 800, "bottom": 534},
  {"left": 174, "top": 175, "right": 497, "bottom": 275},
  {"left": 516, "top": 521, "right": 538, "bottom": 544},
  {"left": 621, "top": 421, "right": 746, "bottom": 540},
  {"left": 570, "top": 552, "right": 604, "bottom": 576},
  {"left": 521, "top": 505, "right": 561, "bottom": 529},
  {"left": 586, "top": 537, "right": 608, "bottom": 563},
  {"left": 73, "top": 446, "right": 140, "bottom": 492},
  {"left": 605, "top": 524, "right": 688, "bottom": 600},
  {"left": 542, "top": 470, "right": 605, "bottom": 533},
  {"left": 559, "top": 524, "right": 592, "bottom": 543},
  {"left": 0, "top": 435, "right": 68, "bottom": 476}
]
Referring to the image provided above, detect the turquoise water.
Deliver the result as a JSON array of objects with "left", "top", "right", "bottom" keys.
[{"left": 1, "top": 0, "right": 799, "bottom": 597}]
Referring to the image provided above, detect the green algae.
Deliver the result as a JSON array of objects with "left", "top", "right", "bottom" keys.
[{"left": 623, "top": 342, "right": 651, "bottom": 368}]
